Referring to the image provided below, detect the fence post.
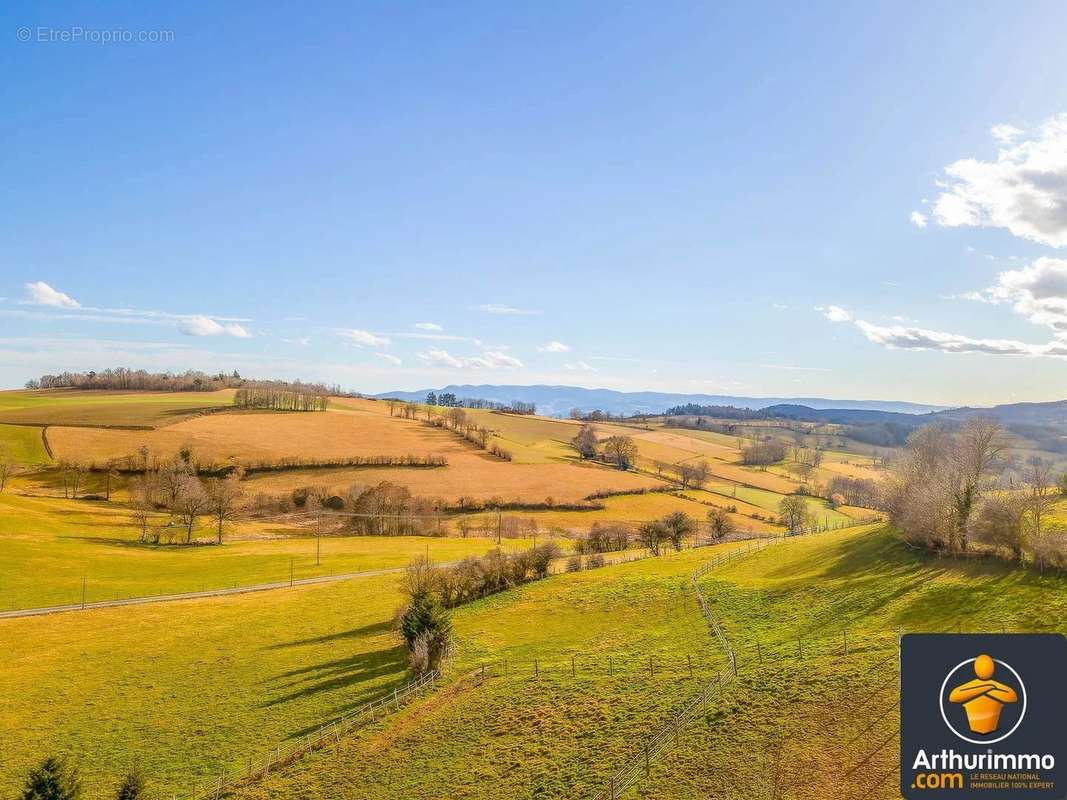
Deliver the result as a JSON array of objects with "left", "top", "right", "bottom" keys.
[
  {"left": 571, "top": 655, "right": 576, "bottom": 677},
  {"left": 687, "top": 654, "right": 693, "bottom": 677},
  {"left": 756, "top": 640, "right": 763, "bottom": 663},
  {"left": 534, "top": 658, "right": 539, "bottom": 678},
  {"left": 394, "top": 687, "right": 399, "bottom": 709},
  {"left": 843, "top": 628, "right": 849, "bottom": 656},
  {"left": 610, "top": 775, "right": 616, "bottom": 799}
]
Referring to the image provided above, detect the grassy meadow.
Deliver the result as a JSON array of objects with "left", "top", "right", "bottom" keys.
[
  {"left": 0, "top": 387, "right": 910, "bottom": 799},
  {"left": 0, "top": 492, "right": 536, "bottom": 610}
]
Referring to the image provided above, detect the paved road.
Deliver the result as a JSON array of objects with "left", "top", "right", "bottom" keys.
[{"left": 0, "top": 566, "right": 408, "bottom": 619}]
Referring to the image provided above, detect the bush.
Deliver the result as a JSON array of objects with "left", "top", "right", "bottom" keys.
[
  {"left": 1032, "top": 531, "right": 1067, "bottom": 572},
  {"left": 115, "top": 771, "right": 146, "bottom": 800},
  {"left": 21, "top": 756, "right": 80, "bottom": 800},
  {"left": 574, "top": 522, "right": 631, "bottom": 554},
  {"left": 566, "top": 555, "right": 582, "bottom": 572},
  {"left": 399, "top": 589, "right": 452, "bottom": 674},
  {"left": 587, "top": 553, "right": 606, "bottom": 569}
]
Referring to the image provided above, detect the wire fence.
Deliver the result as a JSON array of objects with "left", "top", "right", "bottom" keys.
[
  {"left": 586, "top": 516, "right": 880, "bottom": 800},
  {"left": 184, "top": 668, "right": 439, "bottom": 800}
]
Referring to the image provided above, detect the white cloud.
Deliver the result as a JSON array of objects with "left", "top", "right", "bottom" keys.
[
  {"left": 771, "top": 303, "right": 788, "bottom": 310},
  {"left": 178, "top": 315, "right": 251, "bottom": 338},
  {"left": 910, "top": 211, "right": 928, "bottom": 228},
  {"left": 816, "top": 305, "right": 852, "bottom": 322},
  {"left": 478, "top": 303, "right": 538, "bottom": 316},
  {"left": 564, "top": 361, "right": 597, "bottom": 372},
  {"left": 374, "top": 352, "right": 402, "bottom": 365},
  {"left": 24, "top": 281, "right": 80, "bottom": 308},
  {"left": 338, "top": 328, "right": 390, "bottom": 348},
  {"left": 416, "top": 348, "right": 523, "bottom": 370},
  {"left": 414, "top": 322, "right": 443, "bottom": 331},
  {"left": 854, "top": 320, "right": 1067, "bottom": 358},
  {"left": 990, "top": 123, "right": 1024, "bottom": 144},
  {"left": 538, "top": 340, "right": 570, "bottom": 353},
  {"left": 972, "top": 256, "right": 1067, "bottom": 332},
  {"left": 928, "top": 114, "right": 1067, "bottom": 246}
]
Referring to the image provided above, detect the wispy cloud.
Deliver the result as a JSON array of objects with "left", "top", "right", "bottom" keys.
[
  {"left": 416, "top": 348, "right": 523, "bottom": 369},
  {"left": 538, "top": 340, "right": 570, "bottom": 353},
  {"left": 178, "top": 315, "right": 252, "bottom": 338},
  {"left": 564, "top": 360, "right": 596, "bottom": 372},
  {"left": 414, "top": 322, "right": 443, "bottom": 331},
  {"left": 337, "top": 328, "right": 391, "bottom": 348},
  {"left": 909, "top": 211, "right": 928, "bottom": 228},
  {"left": 477, "top": 303, "right": 539, "bottom": 316},
  {"left": 374, "top": 352, "right": 402, "bottom": 365},
  {"left": 24, "top": 281, "right": 80, "bottom": 308},
  {"left": 759, "top": 364, "right": 832, "bottom": 373},
  {"left": 854, "top": 320, "right": 1067, "bottom": 357},
  {"left": 816, "top": 305, "right": 852, "bottom": 322}
]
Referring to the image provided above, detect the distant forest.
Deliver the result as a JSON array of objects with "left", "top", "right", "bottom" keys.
[{"left": 26, "top": 368, "right": 340, "bottom": 398}]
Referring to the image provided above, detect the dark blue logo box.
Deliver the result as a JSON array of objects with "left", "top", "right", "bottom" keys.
[{"left": 901, "top": 633, "right": 1067, "bottom": 799}]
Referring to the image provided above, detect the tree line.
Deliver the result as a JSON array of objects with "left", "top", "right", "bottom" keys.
[
  {"left": 886, "top": 418, "right": 1067, "bottom": 571},
  {"left": 423, "top": 391, "right": 536, "bottom": 414},
  {"left": 26, "top": 368, "right": 342, "bottom": 399},
  {"left": 233, "top": 384, "right": 328, "bottom": 411}
]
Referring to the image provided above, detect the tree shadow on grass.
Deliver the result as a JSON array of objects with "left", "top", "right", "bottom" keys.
[
  {"left": 267, "top": 619, "right": 394, "bottom": 650},
  {"left": 261, "top": 643, "right": 408, "bottom": 709}
]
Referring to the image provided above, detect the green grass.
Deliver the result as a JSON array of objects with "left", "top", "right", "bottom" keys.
[
  {"left": 702, "top": 526, "right": 1067, "bottom": 648},
  {"left": 0, "top": 388, "right": 234, "bottom": 427},
  {"left": 0, "top": 493, "right": 534, "bottom": 610},
  {"left": 229, "top": 542, "right": 752, "bottom": 800},
  {"left": 0, "top": 423, "right": 50, "bottom": 464},
  {"left": 705, "top": 483, "right": 853, "bottom": 526},
  {"left": 0, "top": 573, "right": 413, "bottom": 798},
  {"left": 628, "top": 525, "right": 1067, "bottom": 799}
]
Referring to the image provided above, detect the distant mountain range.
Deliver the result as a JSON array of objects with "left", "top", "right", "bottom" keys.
[{"left": 372, "top": 384, "right": 950, "bottom": 418}]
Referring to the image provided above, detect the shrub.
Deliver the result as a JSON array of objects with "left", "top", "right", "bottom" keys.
[
  {"left": 587, "top": 553, "right": 606, "bottom": 569},
  {"left": 399, "top": 589, "right": 452, "bottom": 674},
  {"left": 566, "top": 555, "right": 582, "bottom": 572},
  {"left": 21, "top": 756, "right": 80, "bottom": 800},
  {"left": 1032, "top": 531, "right": 1067, "bottom": 572},
  {"left": 115, "top": 771, "right": 146, "bottom": 800}
]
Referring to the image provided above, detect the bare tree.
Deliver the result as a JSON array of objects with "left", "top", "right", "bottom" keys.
[
  {"left": 949, "top": 418, "right": 1005, "bottom": 552},
  {"left": 206, "top": 476, "right": 243, "bottom": 544},
  {"left": 129, "top": 476, "right": 155, "bottom": 543},
  {"left": 0, "top": 447, "right": 16, "bottom": 493},
  {"left": 969, "top": 495, "right": 1026, "bottom": 562},
  {"left": 571, "top": 424, "right": 599, "bottom": 460},
  {"left": 1023, "top": 456, "right": 1056, "bottom": 542},
  {"left": 602, "top": 435, "right": 637, "bottom": 470},
  {"left": 778, "top": 496, "right": 811, "bottom": 534},
  {"left": 174, "top": 475, "right": 209, "bottom": 543},
  {"left": 708, "top": 507, "right": 735, "bottom": 539}
]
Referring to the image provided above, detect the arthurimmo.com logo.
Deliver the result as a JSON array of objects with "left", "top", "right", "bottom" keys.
[{"left": 901, "top": 634, "right": 1066, "bottom": 798}]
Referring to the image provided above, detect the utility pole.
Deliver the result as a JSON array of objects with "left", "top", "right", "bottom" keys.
[{"left": 496, "top": 509, "right": 502, "bottom": 545}]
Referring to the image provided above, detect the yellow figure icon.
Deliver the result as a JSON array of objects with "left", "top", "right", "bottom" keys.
[{"left": 948, "top": 654, "right": 1018, "bottom": 734}]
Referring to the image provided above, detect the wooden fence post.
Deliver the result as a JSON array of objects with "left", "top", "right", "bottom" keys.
[
  {"left": 534, "top": 658, "right": 539, "bottom": 678},
  {"left": 756, "top": 640, "right": 763, "bottom": 663},
  {"left": 687, "top": 654, "right": 693, "bottom": 677},
  {"left": 571, "top": 655, "right": 576, "bottom": 677}
]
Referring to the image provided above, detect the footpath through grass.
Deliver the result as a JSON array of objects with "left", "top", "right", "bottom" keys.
[{"left": 627, "top": 524, "right": 1067, "bottom": 799}]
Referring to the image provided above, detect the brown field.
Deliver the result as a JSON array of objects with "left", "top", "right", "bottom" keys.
[
  {"left": 48, "top": 400, "right": 661, "bottom": 504},
  {"left": 240, "top": 458, "right": 659, "bottom": 504}
]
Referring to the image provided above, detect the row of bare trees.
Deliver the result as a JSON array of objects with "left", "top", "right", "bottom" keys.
[{"left": 233, "top": 385, "right": 328, "bottom": 411}]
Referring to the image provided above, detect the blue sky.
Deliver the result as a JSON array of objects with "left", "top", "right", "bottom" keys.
[{"left": 3, "top": 1, "right": 1067, "bottom": 405}]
